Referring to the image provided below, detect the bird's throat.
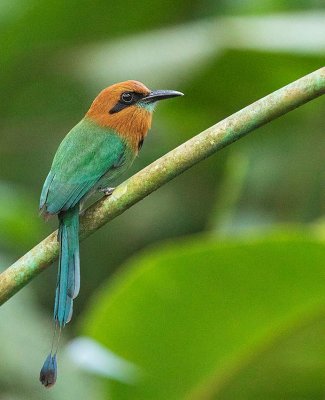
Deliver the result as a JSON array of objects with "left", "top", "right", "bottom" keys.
[{"left": 86, "top": 106, "right": 152, "bottom": 153}]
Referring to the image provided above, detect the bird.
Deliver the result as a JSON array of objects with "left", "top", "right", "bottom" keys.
[{"left": 39, "top": 80, "right": 183, "bottom": 388}]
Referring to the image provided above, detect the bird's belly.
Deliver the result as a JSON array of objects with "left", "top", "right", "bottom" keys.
[{"left": 96, "top": 157, "right": 134, "bottom": 190}]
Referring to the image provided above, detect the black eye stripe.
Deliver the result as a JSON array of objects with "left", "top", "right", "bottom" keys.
[{"left": 109, "top": 91, "right": 145, "bottom": 114}]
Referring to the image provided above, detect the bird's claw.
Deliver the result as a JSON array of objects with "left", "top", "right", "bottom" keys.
[{"left": 100, "top": 187, "right": 115, "bottom": 196}]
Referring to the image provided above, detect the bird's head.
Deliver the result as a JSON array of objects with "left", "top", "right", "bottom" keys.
[{"left": 86, "top": 80, "right": 183, "bottom": 151}]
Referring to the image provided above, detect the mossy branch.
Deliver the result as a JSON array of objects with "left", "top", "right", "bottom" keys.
[{"left": 1, "top": 67, "right": 324, "bottom": 305}]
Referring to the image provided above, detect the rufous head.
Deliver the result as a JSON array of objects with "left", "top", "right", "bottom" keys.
[{"left": 86, "top": 80, "right": 183, "bottom": 151}]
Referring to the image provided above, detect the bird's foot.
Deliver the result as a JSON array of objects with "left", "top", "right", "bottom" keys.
[{"left": 99, "top": 187, "right": 115, "bottom": 196}]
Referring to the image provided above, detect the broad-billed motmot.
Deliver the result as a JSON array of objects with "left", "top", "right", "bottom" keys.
[{"left": 39, "top": 80, "right": 183, "bottom": 387}]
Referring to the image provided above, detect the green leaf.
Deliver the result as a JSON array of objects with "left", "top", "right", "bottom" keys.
[{"left": 82, "top": 230, "right": 325, "bottom": 399}]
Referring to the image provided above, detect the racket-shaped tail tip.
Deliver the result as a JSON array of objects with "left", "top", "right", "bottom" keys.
[{"left": 40, "top": 353, "right": 57, "bottom": 388}]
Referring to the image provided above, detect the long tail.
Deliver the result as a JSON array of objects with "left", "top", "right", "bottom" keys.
[
  {"left": 40, "top": 205, "right": 80, "bottom": 388},
  {"left": 55, "top": 205, "right": 80, "bottom": 327}
]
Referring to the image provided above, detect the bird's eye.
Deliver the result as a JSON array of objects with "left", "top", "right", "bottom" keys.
[{"left": 121, "top": 92, "right": 134, "bottom": 104}]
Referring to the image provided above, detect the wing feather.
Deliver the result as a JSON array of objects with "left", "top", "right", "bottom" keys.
[{"left": 40, "top": 119, "right": 130, "bottom": 215}]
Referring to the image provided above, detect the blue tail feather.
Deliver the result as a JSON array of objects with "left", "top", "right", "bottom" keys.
[{"left": 54, "top": 206, "right": 80, "bottom": 327}]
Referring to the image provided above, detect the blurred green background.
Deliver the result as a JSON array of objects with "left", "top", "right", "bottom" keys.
[{"left": 1, "top": 1, "right": 324, "bottom": 399}]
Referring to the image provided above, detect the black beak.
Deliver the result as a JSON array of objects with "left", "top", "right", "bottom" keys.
[{"left": 142, "top": 89, "right": 184, "bottom": 104}]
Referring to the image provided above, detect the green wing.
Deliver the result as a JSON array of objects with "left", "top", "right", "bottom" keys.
[{"left": 40, "top": 118, "right": 131, "bottom": 215}]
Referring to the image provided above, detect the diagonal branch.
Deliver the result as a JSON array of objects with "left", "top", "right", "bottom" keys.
[{"left": 1, "top": 67, "right": 324, "bottom": 305}]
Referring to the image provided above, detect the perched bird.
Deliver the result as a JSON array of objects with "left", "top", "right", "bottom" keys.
[{"left": 39, "top": 80, "right": 183, "bottom": 387}]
